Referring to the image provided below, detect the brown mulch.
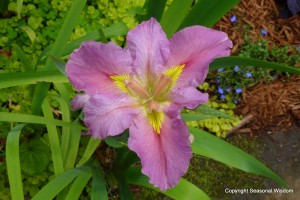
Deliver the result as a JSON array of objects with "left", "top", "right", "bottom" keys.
[
  {"left": 214, "top": 0, "right": 300, "bottom": 134},
  {"left": 214, "top": 0, "right": 300, "bottom": 55},
  {"left": 235, "top": 76, "right": 300, "bottom": 133}
]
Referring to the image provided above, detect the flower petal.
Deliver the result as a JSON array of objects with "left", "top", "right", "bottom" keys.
[
  {"left": 71, "top": 93, "right": 90, "bottom": 110},
  {"left": 126, "top": 18, "right": 170, "bottom": 79},
  {"left": 83, "top": 93, "right": 140, "bottom": 138},
  {"left": 171, "top": 87, "right": 208, "bottom": 109},
  {"left": 128, "top": 114, "right": 192, "bottom": 190},
  {"left": 168, "top": 26, "right": 232, "bottom": 87},
  {"left": 66, "top": 41, "right": 132, "bottom": 95}
]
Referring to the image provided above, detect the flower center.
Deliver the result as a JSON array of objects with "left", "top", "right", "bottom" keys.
[{"left": 110, "top": 64, "right": 185, "bottom": 134}]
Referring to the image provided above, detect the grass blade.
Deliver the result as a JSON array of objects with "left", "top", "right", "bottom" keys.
[
  {"left": 31, "top": 0, "right": 87, "bottom": 115},
  {"left": 125, "top": 166, "right": 210, "bottom": 200},
  {"left": 160, "top": 0, "right": 194, "bottom": 37},
  {"left": 65, "top": 169, "right": 92, "bottom": 200},
  {"left": 179, "top": 0, "right": 240, "bottom": 29},
  {"left": 90, "top": 159, "right": 108, "bottom": 200},
  {"left": 0, "top": 71, "right": 68, "bottom": 89},
  {"left": 0, "top": 112, "right": 87, "bottom": 130},
  {"left": 49, "top": 55, "right": 67, "bottom": 76},
  {"left": 190, "top": 127, "right": 288, "bottom": 188},
  {"left": 142, "top": 0, "right": 167, "bottom": 21},
  {"left": 182, "top": 104, "right": 235, "bottom": 121},
  {"left": 76, "top": 137, "right": 101, "bottom": 167},
  {"left": 209, "top": 56, "right": 300, "bottom": 74},
  {"left": 6, "top": 124, "right": 26, "bottom": 200},
  {"left": 32, "top": 168, "right": 86, "bottom": 200},
  {"left": 42, "top": 99, "right": 64, "bottom": 175}
]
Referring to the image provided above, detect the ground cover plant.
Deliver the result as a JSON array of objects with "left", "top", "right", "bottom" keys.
[{"left": 0, "top": 0, "right": 299, "bottom": 199}]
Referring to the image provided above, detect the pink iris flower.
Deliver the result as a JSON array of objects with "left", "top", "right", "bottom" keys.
[{"left": 66, "top": 18, "right": 232, "bottom": 190}]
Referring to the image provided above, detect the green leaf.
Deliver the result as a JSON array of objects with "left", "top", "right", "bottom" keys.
[
  {"left": 209, "top": 56, "right": 300, "bottom": 74},
  {"left": 76, "top": 137, "right": 101, "bottom": 167},
  {"left": 160, "top": 0, "right": 194, "bottom": 37},
  {"left": 63, "top": 121, "right": 82, "bottom": 170},
  {"left": 0, "top": 71, "right": 68, "bottom": 89},
  {"left": 20, "top": 25, "right": 36, "bottom": 43},
  {"left": 142, "top": 0, "right": 167, "bottom": 21},
  {"left": 19, "top": 138, "right": 50, "bottom": 175},
  {"left": 49, "top": 96, "right": 73, "bottom": 169},
  {"left": 6, "top": 124, "right": 26, "bottom": 200},
  {"left": 105, "top": 131, "right": 129, "bottom": 148},
  {"left": 125, "top": 166, "right": 210, "bottom": 200},
  {"left": 42, "top": 99, "right": 64, "bottom": 175},
  {"left": 190, "top": 128, "right": 288, "bottom": 188},
  {"left": 0, "top": 112, "right": 87, "bottom": 130},
  {"left": 32, "top": 0, "right": 87, "bottom": 115},
  {"left": 49, "top": 55, "right": 67, "bottom": 76},
  {"left": 32, "top": 82, "right": 51, "bottom": 115},
  {"left": 179, "top": 0, "right": 240, "bottom": 28},
  {"left": 12, "top": 44, "right": 33, "bottom": 71},
  {"left": 65, "top": 169, "right": 92, "bottom": 200},
  {"left": 90, "top": 159, "right": 108, "bottom": 200},
  {"left": 42, "top": 22, "right": 128, "bottom": 59},
  {"left": 182, "top": 104, "right": 235, "bottom": 121},
  {"left": 32, "top": 167, "right": 88, "bottom": 200},
  {"left": 16, "top": 0, "right": 23, "bottom": 17}
]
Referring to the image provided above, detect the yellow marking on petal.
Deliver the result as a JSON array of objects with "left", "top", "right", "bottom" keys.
[
  {"left": 164, "top": 64, "right": 185, "bottom": 87},
  {"left": 147, "top": 110, "right": 164, "bottom": 134},
  {"left": 110, "top": 74, "right": 130, "bottom": 93}
]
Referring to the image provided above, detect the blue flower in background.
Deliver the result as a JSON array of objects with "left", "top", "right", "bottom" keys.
[
  {"left": 226, "top": 88, "right": 231, "bottom": 92},
  {"left": 246, "top": 72, "right": 252, "bottom": 78},
  {"left": 297, "top": 46, "right": 300, "bottom": 52},
  {"left": 217, "top": 87, "right": 224, "bottom": 94},
  {"left": 235, "top": 88, "right": 242, "bottom": 94},
  {"left": 217, "top": 68, "right": 225, "bottom": 73},
  {"left": 234, "top": 65, "right": 239, "bottom": 72},
  {"left": 220, "top": 94, "right": 226, "bottom": 100},
  {"left": 216, "top": 78, "right": 221, "bottom": 84},
  {"left": 230, "top": 15, "right": 237, "bottom": 23},
  {"left": 261, "top": 29, "right": 267, "bottom": 36}
]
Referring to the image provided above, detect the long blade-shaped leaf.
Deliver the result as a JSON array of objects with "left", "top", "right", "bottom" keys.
[
  {"left": 142, "top": 0, "right": 167, "bottom": 21},
  {"left": 65, "top": 169, "right": 92, "bottom": 200},
  {"left": 160, "top": 0, "right": 194, "bottom": 37},
  {"left": 179, "top": 0, "right": 240, "bottom": 28},
  {"left": 32, "top": 0, "right": 87, "bottom": 115},
  {"left": 209, "top": 56, "right": 300, "bottom": 74},
  {"left": 32, "top": 168, "right": 87, "bottom": 200},
  {"left": 6, "top": 124, "right": 26, "bottom": 200},
  {"left": 90, "top": 159, "right": 108, "bottom": 200},
  {"left": 42, "top": 99, "right": 64, "bottom": 175},
  {"left": 125, "top": 166, "right": 210, "bottom": 200},
  {"left": 0, "top": 71, "right": 68, "bottom": 89},
  {"left": 0, "top": 112, "right": 86, "bottom": 130},
  {"left": 62, "top": 22, "right": 128, "bottom": 56},
  {"left": 182, "top": 104, "right": 235, "bottom": 121},
  {"left": 76, "top": 137, "right": 101, "bottom": 167},
  {"left": 190, "top": 127, "right": 288, "bottom": 188}
]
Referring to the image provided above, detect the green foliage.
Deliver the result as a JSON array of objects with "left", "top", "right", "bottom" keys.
[
  {"left": 19, "top": 138, "right": 51, "bottom": 175},
  {"left": 211, "top": 37, "right": 300, "bottom": 101}
]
